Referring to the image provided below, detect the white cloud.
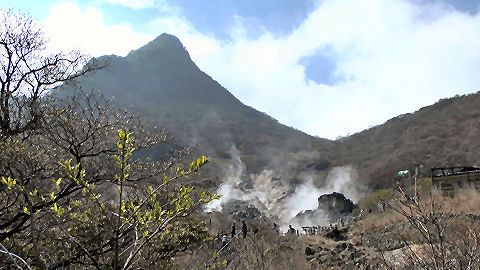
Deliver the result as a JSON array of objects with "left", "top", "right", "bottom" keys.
[
  {"left": 43, "top": 2, "right": 153, "bottom": 57},
  {"left": 150, "top": 0, "right": 480, "bottom": 139}
]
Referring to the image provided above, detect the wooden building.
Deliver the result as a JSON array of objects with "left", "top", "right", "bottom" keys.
[{"left": 431, "top": 166, "right": 480, "bottom": 191}]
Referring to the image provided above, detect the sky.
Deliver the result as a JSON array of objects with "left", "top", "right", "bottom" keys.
[{"left": 1, "top": 0, "right": 480, "bottom": 140}]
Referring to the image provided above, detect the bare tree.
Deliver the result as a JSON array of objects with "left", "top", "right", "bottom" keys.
[
  {"left": 0, "top": 10, "right": 217, "bottom": 270},
  {"left": 0, "top": 9, "right": 98, "bottom": 136},
  {"left": 382, "top": 187, "right": 480, "bottom": 269}
]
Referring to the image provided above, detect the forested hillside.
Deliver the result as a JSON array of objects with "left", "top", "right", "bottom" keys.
[{"left": 331, "top": 93, "right": 480, "bottom": 189}]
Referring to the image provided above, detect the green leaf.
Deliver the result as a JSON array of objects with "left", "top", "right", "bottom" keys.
[{"left": 2, "top": 177, "right": 16, "bottom": 189}]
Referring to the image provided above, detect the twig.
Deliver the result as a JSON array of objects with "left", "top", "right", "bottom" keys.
[{"left": 0, "top": 242, "right": 32, "bottom": 270}]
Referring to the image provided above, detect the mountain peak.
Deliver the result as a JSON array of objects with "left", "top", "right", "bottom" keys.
[
  {"left": 126, "top": 33, "right": 191, "bottom": 63},
  {"left": 149, "top": 33, "right": 184, "bottom": 50}
]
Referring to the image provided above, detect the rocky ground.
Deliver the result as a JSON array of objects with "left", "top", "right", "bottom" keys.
[
  {"left": 200, "top": 189, "right": 480, "bottom": 269},
  {"left": 298, "top": 209, "right": 426, "bottom": 270},
  {"left": 301, "top": 225, "right": 384, "bottom": 270}
]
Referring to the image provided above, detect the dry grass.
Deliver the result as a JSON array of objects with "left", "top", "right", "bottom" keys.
[
  {"left": 353, "top": 210, "right": 406, "bottom": 232},
  {"left": 355, "top": 188, "right": 480, "bottom": 233},
  {"left": 435, "top": 189, "right": 480, "bottom": 214},
  {"left": 300, "top": 234, "right": 337, "bottom": 248},
  {"left": 367, "top": 187, "right": 480, "bottom": 269}
]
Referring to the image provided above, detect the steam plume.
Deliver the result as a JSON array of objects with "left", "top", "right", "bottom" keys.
[{"left": 206, "top": 145, "right": 364, "bottom": 227}]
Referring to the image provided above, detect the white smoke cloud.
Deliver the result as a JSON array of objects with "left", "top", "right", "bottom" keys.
[
  {"left": 206, "top": 145, "right": 364, "bottom": 227},
  {"left": 282, "top": 178, "right": 320, "bottom": 222},
  {"left": 205, "top": 145, "right": 288, "bottom": 214},
  {"left": 205, "top": 145, "right": 247, "bottom": 212},
  {"left": 321, "top": 166, "right": 364, "bottom": 203},
  {"left": 283, "top": 166, "right": 363, "bottom": 222}
]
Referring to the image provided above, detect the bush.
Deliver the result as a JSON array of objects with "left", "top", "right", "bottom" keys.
[{"left": 358, "top": 188, "right": 394, "bottom": 211}]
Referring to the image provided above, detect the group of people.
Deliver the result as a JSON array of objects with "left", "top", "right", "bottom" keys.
[
  {"left": 231, "top": 220, "right": 248, "bottom": 239},
  {"left": 221, "top": 220, "right": 248, "bottom": 247},
  {"left": 272, "top": 223, "right": 298, "bottom": 236},
  {"left": 288, "top": 224, "right": 299, "bottom": 236},
  {"left": 219, "top": 219, "right": 346, "bottom": 243}
]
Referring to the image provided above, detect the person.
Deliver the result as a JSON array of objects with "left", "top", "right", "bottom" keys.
[
  {"left": 241, "top": 220, "right": 247, "bottom": 239},
  {"left": 222, "top": 233, "right": 228, "bottom": 247},
  {"left": 273, "top": 223, "right": 279, "bottom": 234},
  {"left": 253, "top": 225, "right": 259, "bottom": 236},
  {"left": 231, "top": 222, "right": 236, "bottom": 238},
  {"left": 288, "top": 225, "right": 295, "bottom": 235}
]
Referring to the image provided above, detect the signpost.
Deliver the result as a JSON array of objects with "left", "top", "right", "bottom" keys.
[
  {"left": 397, "top": 169, "right": 410, "bottom": 188},
  {"left": 398, "top": 163, "right": 421, "bottom": 203}
]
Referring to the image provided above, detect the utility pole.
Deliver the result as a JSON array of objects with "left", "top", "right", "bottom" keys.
[
  {"left": 413, "top": 162, "right": 421, "bottom": 203},
  {"left": 415, "top": 166, "right": 418, "bottom": 202},
  {"left": 409, "top": 170, "right": 412, "bottom": 190}
]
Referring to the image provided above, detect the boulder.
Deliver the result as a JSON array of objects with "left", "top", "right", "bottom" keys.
[
  {"left": 222, "top": 199, "right": 262, "bottom": 220},
  {"left": 292, "top": 192, "right": 355, "bottom": 226},
  {"left": 317, "top": 192, "right": 355, "bottom": 217}
]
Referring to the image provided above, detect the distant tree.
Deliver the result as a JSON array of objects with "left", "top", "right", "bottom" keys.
[{"left": 358, "top": 189, "right": 393, "bottom": 211}]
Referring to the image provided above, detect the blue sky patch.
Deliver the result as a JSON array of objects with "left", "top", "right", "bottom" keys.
[
  {"left": 413, "top": 0, "right": 480, "bottom": 15},
  {"left": 299, "top": 48, "right": 344, "bottom": 86},
  {"left": 166, "top": 0, "right": 318, "bottom": 40}
]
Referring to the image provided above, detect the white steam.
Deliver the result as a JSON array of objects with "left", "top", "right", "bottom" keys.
[
  {"left": 206, "top": 145, "right": 364, "bottom": 227},
  {"left": 204, "top": 145, "right": 245, "bottom": 212},
  {"left": 205, "top": 145, "right": 287, "bottom": 213}
]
